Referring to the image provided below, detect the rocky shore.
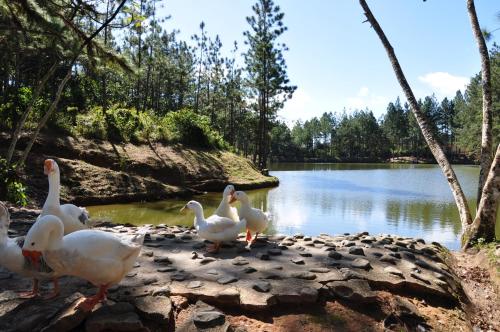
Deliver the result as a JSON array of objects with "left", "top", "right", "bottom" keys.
[{"left": 2, "top": 207, "right": 493, "bottom": 331}]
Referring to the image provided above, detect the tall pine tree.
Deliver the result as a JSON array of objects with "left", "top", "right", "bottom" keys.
[{"left": 243, "top": 0, "right": 295, "bottom": 169}]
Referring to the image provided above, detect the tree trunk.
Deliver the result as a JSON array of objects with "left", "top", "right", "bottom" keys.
[
  {"left": 462, "top": 144, "right": 500, "bottom": 248},
  {"left": 17, "top": 67, "right": 72, "bottom": 168},
  {"left": 359, "top": 0, "right": 473, "bottom": 228},
  {"left": 5, "top": 61, "right": 58, "bottom": 165},
  {"left": 467, "top": 0, "right": 493, "bottom": 207}
]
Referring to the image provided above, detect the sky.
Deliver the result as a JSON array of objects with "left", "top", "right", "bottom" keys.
[{"left": 159, "top": 0, "right": 500, "bottom": 124}]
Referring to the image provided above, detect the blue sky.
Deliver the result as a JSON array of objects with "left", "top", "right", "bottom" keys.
[{"left": 160, "top": 0, "right": 499, "bottom": 124}]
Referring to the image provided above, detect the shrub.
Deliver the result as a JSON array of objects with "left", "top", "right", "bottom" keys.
[
  {"left": 75, "top": 107, "right": 107, "bottom": 139},
  {"left": 107, "top": 106, "right": 140, "bottom": 142},
  {"left": 163, "top": 110, "right": 228, "bottom": 149},
  {"left": 74, "top": 107, "right": 228, "bottom": 149},
  {"left": 0, "top": 159, "right": 28, "bottom": 206}
]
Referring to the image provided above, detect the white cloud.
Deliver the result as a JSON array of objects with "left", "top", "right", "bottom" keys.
[
  {"left": 418, "top": 72, "right": 468, "bottom": 98},
  {"left": 345, "top": 87, "right": 389, "bottom": 116},
  {"left": 279, "top": 88, "right": 312, "bottom": 123},
  {"left": 358, "top": 86, "right": 370, "bottom": 97}
]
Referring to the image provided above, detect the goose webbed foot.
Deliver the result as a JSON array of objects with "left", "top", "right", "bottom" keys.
[
  {"left": 18, "top": 279, "right": 39, "bottom": 299},
  {"left": 77, "top": 285, "right": 108, "bottom": 312},
  {"left": 206, "top": 242, "right": 221, "bottom": 253}
]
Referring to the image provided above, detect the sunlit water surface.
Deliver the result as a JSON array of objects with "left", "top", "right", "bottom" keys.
[{"left": 87, "top": 163, "right": 499, "bottom": 249}]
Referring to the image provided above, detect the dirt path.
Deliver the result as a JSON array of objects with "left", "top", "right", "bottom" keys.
[{"left": 452, "top": 249, "right": 500, "bottom": 332}]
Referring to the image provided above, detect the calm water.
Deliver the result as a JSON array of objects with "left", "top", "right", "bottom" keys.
[{"left": 87, "top": 163, "right": 499, "bottom": 249}]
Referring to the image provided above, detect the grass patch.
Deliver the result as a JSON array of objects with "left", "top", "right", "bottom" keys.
[{"left": 474, "top": 240, "right": 500, "bottom": 274}]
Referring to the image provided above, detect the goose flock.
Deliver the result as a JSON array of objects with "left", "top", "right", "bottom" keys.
[{"left": 1, "top": 159, "right": 270, "bottom": 311}]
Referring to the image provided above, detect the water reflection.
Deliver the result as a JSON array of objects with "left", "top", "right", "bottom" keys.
[{"left": 87, "top": 163, "right": 499, "bottom": 250}]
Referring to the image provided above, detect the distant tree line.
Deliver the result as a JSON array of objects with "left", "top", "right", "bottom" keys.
[{"left": 270, "top": 45, "right": 500, "bottom": 163}]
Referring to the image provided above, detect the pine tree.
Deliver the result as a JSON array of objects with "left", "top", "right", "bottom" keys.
[{"left": 243, "top": 0, "right": 296, "bottom": 170}]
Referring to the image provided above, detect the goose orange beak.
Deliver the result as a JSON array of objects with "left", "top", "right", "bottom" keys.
[
  {"left": 22, "top": 250, "right": 42, "bottom": 269},
  {"left": 180, "top": 205, "right": 187, "bottom": 213},
  {"left": 43, "top": 160, "right": 52, "bottom": 175},
  {"left": 228, "top": 193, "right": 237, "bottom": 204}
]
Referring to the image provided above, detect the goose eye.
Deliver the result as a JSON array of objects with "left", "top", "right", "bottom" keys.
[{"left": 31, "top": 242, "right": 35, "bottom": 246}]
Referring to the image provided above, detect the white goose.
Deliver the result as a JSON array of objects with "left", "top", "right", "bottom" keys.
[
  {"left": 214, "top": 184, "right": 239, "bottom": 221},
  {"left": 181, "top": 200, "right": 246, "bottom": 253},
  {"left": 40, "top": 159, "right": 92, "bottom": 234},
  {"left": 230, "top": 191, "right": 269, "bottom": 244},
  {"left": 22, "top": 216, "right": 145, "bottom": 311},
  {"left": 0, "top": 202, "right": 59, "bottom": 298}
]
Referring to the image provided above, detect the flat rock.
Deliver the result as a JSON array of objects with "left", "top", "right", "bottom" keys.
[
  {"left": 253, "top": 281, "right": 271, "bottom": 293},
  {"left": 384, "top": 244, "right": 399, "bottom": 252},
  {"left": 410, "top": 272, "right": 432, "bottom": 284},
  {"left": 187, "top": 281, "right": 203, "bottom": 289},
  {"left": 200, "top": 257, "right": 217, "bottom": 265},
  {"left": 351, "top": 258, "right": 371, "bottom": 270},
  {"left": 328, "top": 251, "right": 343, "bottom": 259},
  {"left": 85, "top": 302, "right": 148, "bottom": 332},
  {"left": 193, "top": 311, "right": 225, "bottom": 329},
  {"left": 134, "top": 295, "right": 173, "bottom": 325},
  {"left": 153, "top": 255, "right": 172, "bottom": 264},
  {"left": 328, "top": 280, "right": 377, "bottom": 303},
  {"left": 41, "top": 295, "right": 91, "bottom": 332},
  {"left": 299, "top": 252, "right": 312, "bottom": 257},
  {"left": 171, "top": 272, "right": 189, "bottom": 281},
  {"left": 291, "top": 257, "right": 305, "bottom": 265},
  {"left": 380, "top": 254, "right": 398, "bottom": 264},
  {"left": 384, "top": 266, "right": 404, "bottom": 278},
  {"left": 0, "top": 292, "right": 82, "bottom": 332},
  {"left": 243, "top": 266, "right": 257, "bottom": 274},
  {"left": 309, "top": 267, "right": 330, "bottom": 273},
  {"left": 349, "top": 247, "right": 365, "bottom": 255},
  {"left": 142, "top": 276, "right": 158, "bottom": 285},
  {"left": 217, "top": 276, "right": 238, "bottom": 285},
  {"left": 232, "top": 256, "right": 249, "bottom": 265},
  {"left": 290, "top": 271, "right": 317, "bottom": 280},
  {"left": 152, "top": 287, "right": 171, "bottom": 296}
]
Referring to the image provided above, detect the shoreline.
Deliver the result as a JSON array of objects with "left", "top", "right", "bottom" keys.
[
  {"left": 2, "top": 205, "right": 498, "bottom": 331},
  {"left": 269, "top": 158, "right": 476, "bottom": 165}
]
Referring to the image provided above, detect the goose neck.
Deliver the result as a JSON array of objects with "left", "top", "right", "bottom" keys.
[{"left": 46, "top": 172, "right": 61, "bottom": 207}]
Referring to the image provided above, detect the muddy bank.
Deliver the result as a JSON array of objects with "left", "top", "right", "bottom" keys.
[
  {"left": 1, "top": 133, "right": 278, "bottom": 206},
  {"left": 3, "top": 207, "right": 499, "bottom": 331}
]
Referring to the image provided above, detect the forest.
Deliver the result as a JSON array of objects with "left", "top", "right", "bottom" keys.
[
  {"left": 0, "top": 0, "right": 498, "bottom": 206},
  {"left": 274, "top": 57, "right": 500, "bottom": 162}
]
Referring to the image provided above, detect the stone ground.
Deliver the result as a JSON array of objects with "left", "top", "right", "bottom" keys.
[{"left": 0, "top": 207, "right": 496, "bottom": 331}]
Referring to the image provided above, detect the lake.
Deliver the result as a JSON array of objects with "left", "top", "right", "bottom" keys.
[{"left": 87, "top": 163, "right": 499, "bottom": 250}]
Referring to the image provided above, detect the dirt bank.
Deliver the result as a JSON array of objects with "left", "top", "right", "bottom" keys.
[{"left": 1, "top": 133, "right": 278, "bottom": 206}]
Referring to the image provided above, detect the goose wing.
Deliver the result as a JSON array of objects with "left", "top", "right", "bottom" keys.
[{"left": 205, "top": 215, "right": 238, "bottom": 233}]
